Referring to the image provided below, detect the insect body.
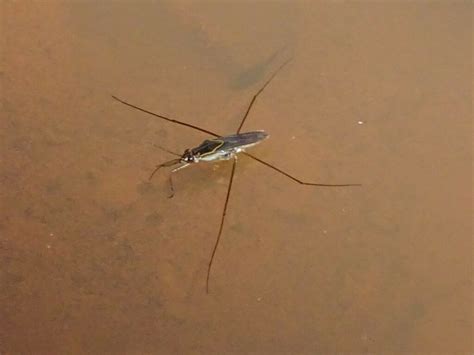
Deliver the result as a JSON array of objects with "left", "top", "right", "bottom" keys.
[
  {"left": 112, "top": 58, "right": 360, "bottom": 293},
  {"left": 148, "top": 131, "right": 269, "bottom": 195},
  {"left": 186, "top": 131, "right": 268, "bottom": 163}
]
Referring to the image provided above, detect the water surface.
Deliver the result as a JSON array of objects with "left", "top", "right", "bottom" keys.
[{"left": 1, "top": 2, "right": 471, "bottom": 354}]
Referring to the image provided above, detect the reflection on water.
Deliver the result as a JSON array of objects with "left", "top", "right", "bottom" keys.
[{"left": 1, "top": 2, "right": 471, "bottom": 354}]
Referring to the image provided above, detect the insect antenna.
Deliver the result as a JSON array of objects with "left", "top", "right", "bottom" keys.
[
  {"left": 243, "top": 152, "right": 361, "bottom": 187},
  {"left": 112, "top": 95, "right": 220, "bottom": 137},
  {"left": 236, "top": 58, "right": 292, "bottom": 134},
  {"left": 206, "top": 158, "right": 237, "bottom": 293},
  {"left": 152, "top": 143, "right": 181, "bottom": 157},
  {"left": 148, "top": 158, "right": 181, "bottom": 181}
]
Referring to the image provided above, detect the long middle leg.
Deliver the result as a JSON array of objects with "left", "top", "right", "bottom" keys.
[{"left": 206, "top": 157, "right": 237, "bottom": 293}]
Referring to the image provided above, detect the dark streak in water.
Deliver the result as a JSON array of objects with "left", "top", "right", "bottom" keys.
[{"left": 229, "top": 46, "right": 287, "bottom": 90}]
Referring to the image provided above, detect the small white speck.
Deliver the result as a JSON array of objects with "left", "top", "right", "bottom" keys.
[
  {"left": 49, "top": 233, "right": 54, "bottom": 237},
  {"left": 322, "top": 230, "right": 327, "bottom": 234},
  {"left": 257, "top": 297, "right": 262, "bottom": 302},
  {"left": 357, "top": 120, "right": 364, "bottom": 125},
  {"left": 291, "top": 136, "right": 296, "bottom": 140},
  {"left": 46, "top": 244, "right": 51, "bottom": 249}
]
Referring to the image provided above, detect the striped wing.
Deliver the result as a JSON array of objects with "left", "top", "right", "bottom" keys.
[{"left": 219, "top": 131, "right": 268, "bottom": 151}]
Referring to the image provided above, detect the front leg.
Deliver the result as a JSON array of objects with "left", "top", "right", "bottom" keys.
[{"left": 167, "top": 163, "right": 190, "bottom": 198}]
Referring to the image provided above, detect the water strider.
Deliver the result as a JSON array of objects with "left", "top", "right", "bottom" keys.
[{"left": 112, "top": 59, "right": 360, "bottom": 293}]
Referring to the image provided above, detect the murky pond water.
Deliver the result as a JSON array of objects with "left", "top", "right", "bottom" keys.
[{"left": 1, "top": 2, "right": 471, "bottom": 354}]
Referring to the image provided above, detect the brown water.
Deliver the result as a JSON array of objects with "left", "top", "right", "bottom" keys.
[{"left": 1, "top": 2, "right": 471, "bottom": 354}]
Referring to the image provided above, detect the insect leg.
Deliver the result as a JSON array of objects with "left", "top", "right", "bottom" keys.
[
  {"left": 236, "top": 58, "right": 292, "bottom": 134},
  {"left": 206, "top": 157, "right": 237, "bottom": 294},
  {"left": 167, "top": 163, "right": 191, "bottom": 199},
  {"left": 243, "top": 152, "right": 361, "bottom": 187},
  {"left": 148, "top": 158, "right": 181, "bottom": 180},
  {"left": 168, "top": 174, "right": 175, "bottom": 199}
]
